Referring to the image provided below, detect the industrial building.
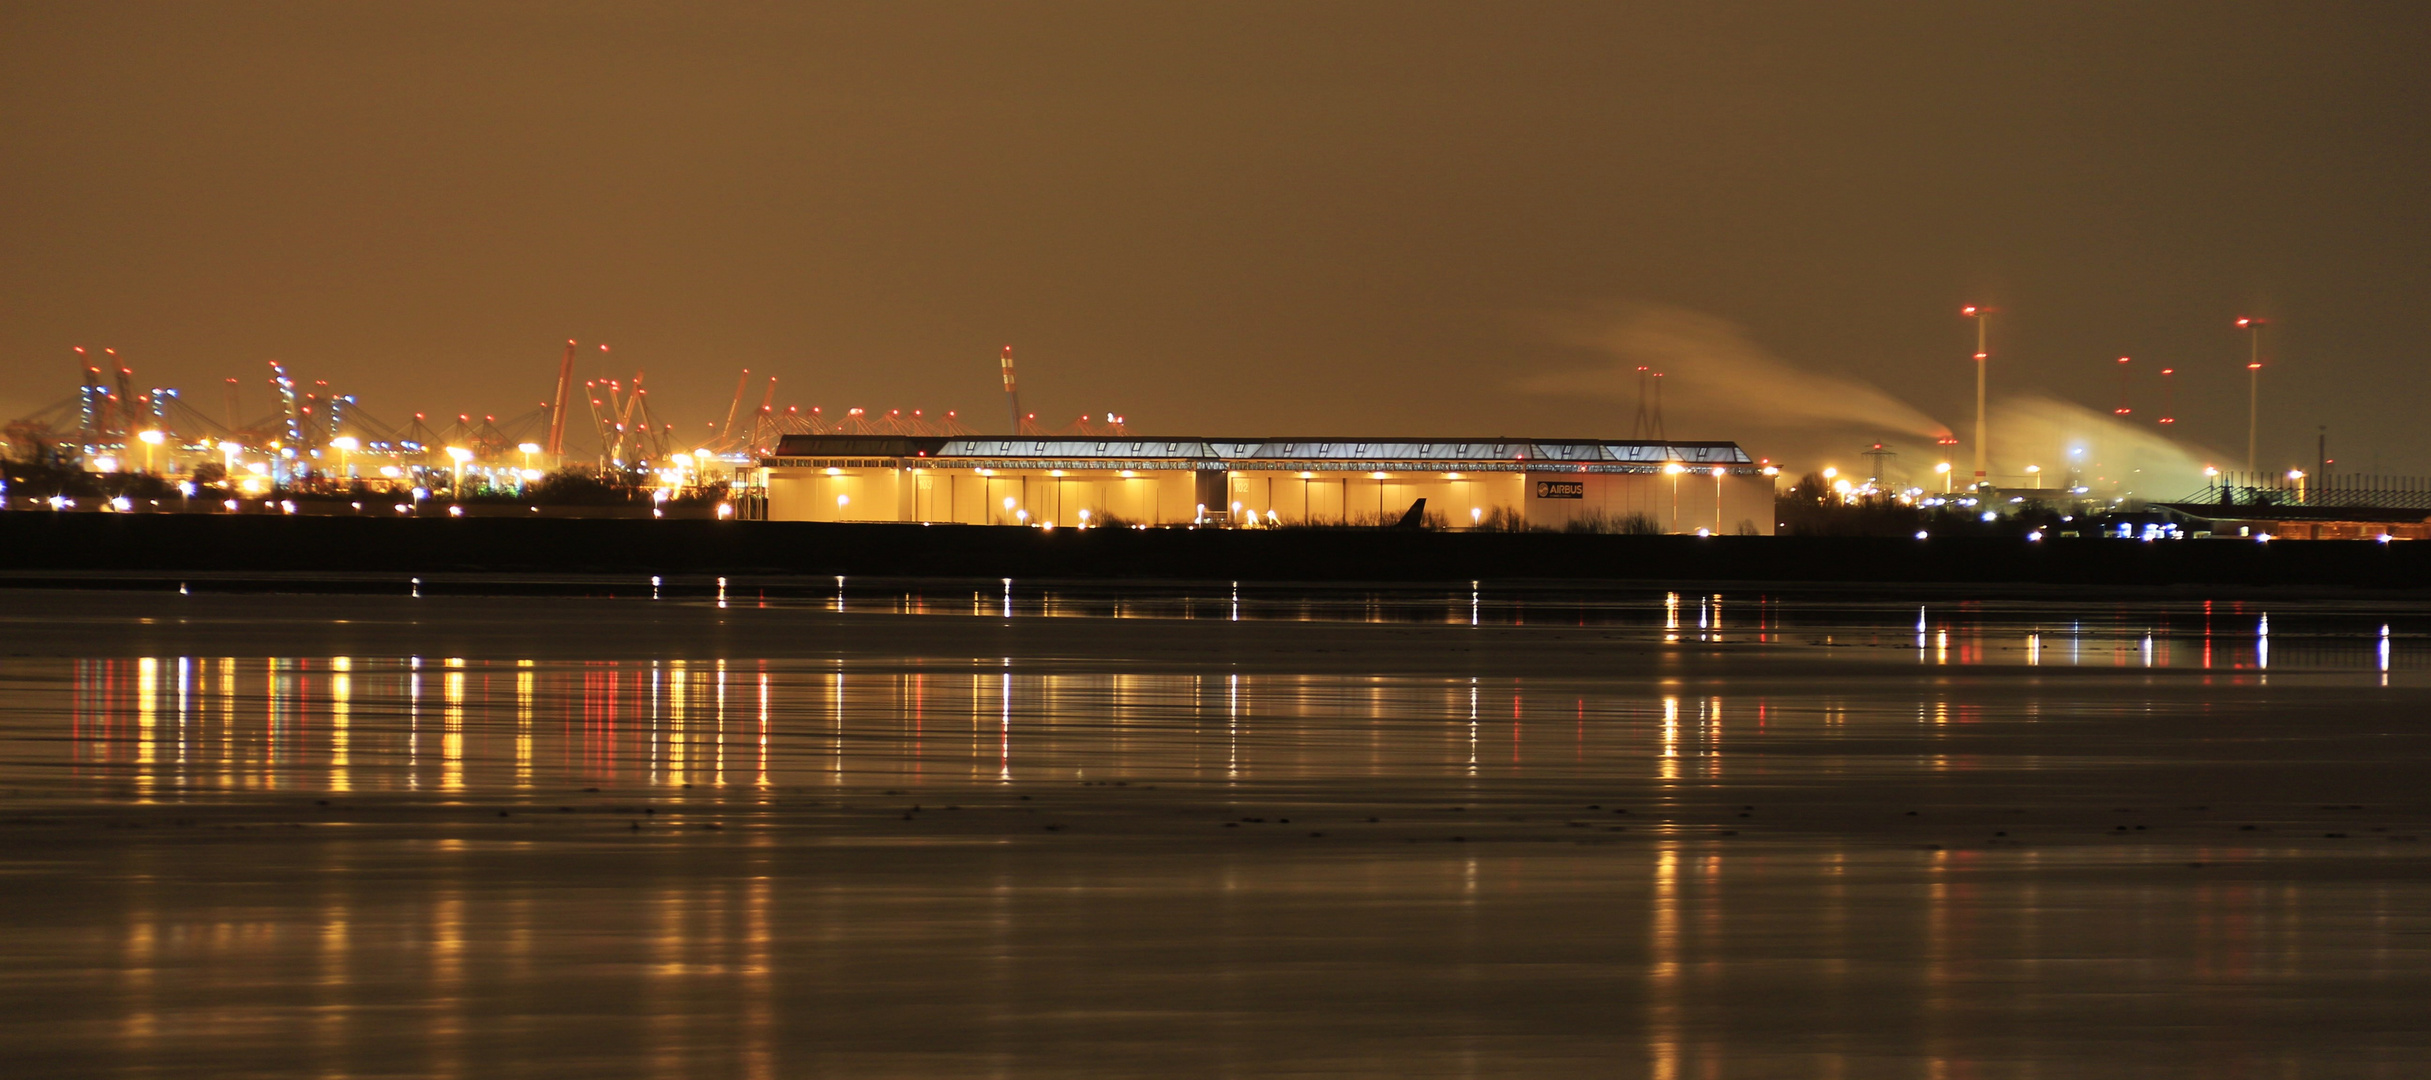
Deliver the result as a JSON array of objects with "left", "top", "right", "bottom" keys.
[{"left": 759, "top": 435, "right": 1777, "bottom": 533}]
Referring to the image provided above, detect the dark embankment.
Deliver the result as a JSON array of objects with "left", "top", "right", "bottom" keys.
[{"left": 2, "top": 512, "right": 2428, "bottom": 590}]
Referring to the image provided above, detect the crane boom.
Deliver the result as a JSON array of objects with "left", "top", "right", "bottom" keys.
[
  {"left": 545, "top": 339, "right": 577, "bottom": 457},
  {"left": 105, "top": 350, "right": 140, "bottom": 435},
  {"left": 750, "top": 376, "right": 778, "bottom": 453},
  {"left": 717, "top": 368, "right": 750, "bottom": 445}
]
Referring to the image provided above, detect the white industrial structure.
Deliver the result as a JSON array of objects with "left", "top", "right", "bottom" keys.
[{"left": 760, "top": 436, "right": 1776, "bottom": 533}]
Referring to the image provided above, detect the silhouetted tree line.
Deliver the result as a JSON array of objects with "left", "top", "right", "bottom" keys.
[{"left": 1775, "top": 472, "right": 2048, "bottom": 537}]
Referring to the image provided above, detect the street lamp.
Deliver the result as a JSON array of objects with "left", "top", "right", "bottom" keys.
[
  {"left": 136, "top": 429, "right": 165, "bottom": 474},
  {"left": 330, "top": 436, "right": 359, "bottom": 480},
  {"left": 1711, "top": 466, "right": 1726, "bottom": 533},
  {"left": 517, "top": 442, "right": 541, "bottom": 475},
  {"left": 1934, "top": 461, "right": 1953, "bottom": 493},
  {"left": 1963, "top": 306, "right": 1990, "bottom": 489},
  {"left": 445, "top": 446, "right": 473, "bottom": 494},
  {"left": 2238, "top": 318, "right": 2265, "bottom": 473},
  {"left": 1663, "top": 461, "right": 1687, "bottom": 533},
  {"left": 2025, "top": 464, "right": 2042, "bottom": 490}
]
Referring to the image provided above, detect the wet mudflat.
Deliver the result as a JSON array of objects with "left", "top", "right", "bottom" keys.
[{"left": 1, "top": 585, "right": 2427, "bottom": 1078}]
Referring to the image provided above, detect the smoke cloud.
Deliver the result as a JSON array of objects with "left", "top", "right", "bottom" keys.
[
  {"left": 1990, "top": 395, "right": 2225, "bottom": 501},
  {"left": 1517, "top": 302, "right": 1948, "bottom": 456}
]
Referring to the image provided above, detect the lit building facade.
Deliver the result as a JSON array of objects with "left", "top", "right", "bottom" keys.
[{"left": 759, "top": 436, "right": 1776, "bottom": 534}]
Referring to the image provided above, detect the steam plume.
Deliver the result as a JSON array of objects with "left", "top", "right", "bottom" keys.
[{"left": 1518, "top": 302, "right": 1947, "bottom": 448}]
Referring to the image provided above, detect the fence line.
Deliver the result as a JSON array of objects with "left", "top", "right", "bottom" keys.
[{"left": 2177, "top": 471, "right": 2431, "bottom": 511}]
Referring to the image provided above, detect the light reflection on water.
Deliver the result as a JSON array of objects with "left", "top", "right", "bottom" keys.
[
  {"left": 55, "top": 657, "right": 1825, "bottom": 795},
  {"left": 29, "top": 634, "right": 2422, "bottom": 806},
  {"left": 4, "top": 592, "right": 2430, "bottom": 1077},
  {"left": 33, "top": 598, "right": 2416, "bottom": 801}
]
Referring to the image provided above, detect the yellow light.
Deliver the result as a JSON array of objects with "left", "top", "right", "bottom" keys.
[
  {"left": 1822, "top": 466, "right": 1838, "bottom": 479},
  {"left": 137, "top": 429, "right": 165, "bottom": 445},
  {"left": 1934, "top": 462, "right": 1952, "bottom": 474},
  {"left": 445, "top": 446, "right": 473, "bottom": 463},
  {"left": 823, "top": 467, "right": 842, "bottom": 476},
  {"left": 93, "top": 455, "right": 119, "bottom": 472},
  {"left": 516, "top": 442, "right": 541, "bottom": 455},
  {"left": 2287, "top": 470, "right": 2305, "bottom": 480},
  {"left": 1003, "top": 496, "right": 1017, "bottom": 510},
  {"left": 1663, "top": 463, "right": 1686, "bottom": 475},
  {"left": 1119, "top": 470, "right": 1136, "bottom": 478},
  {"left": 379, "top": 465, "right": 402, "bottom": 479},
  {"left": 837, "top": 494, "right": 850, "bottom": 508},
  {"left": 519, "top": 468, "right": 542, "bottom": 481},
  {"left": 1370, "top": 471, "right": 1389, "bottom": 480},
  {"left": 1444, "top": 472, "right": 1462, "bottom": 480},
  {"left": 1297, "top": 472, "right": 1314, "bottom": 480},
  {"left": 1050, "top": 470, "right": 1064, "bottom": 477},
  {"left": 2027, "top": 465, "right": 2042, "bottom": 474},
  {"left": 330, "top": 436, "right": 360, "bottom": 452}
]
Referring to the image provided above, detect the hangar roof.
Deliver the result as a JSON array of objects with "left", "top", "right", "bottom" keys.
[{"left": 769, "top": 435, "right": 1755, "bottom": 466}]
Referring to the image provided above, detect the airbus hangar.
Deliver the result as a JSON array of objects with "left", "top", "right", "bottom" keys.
[{"left": 758, "top": 435, "right": 1775, "bottom": 534}]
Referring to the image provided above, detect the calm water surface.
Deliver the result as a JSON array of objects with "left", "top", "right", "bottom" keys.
[{"left": 1, "top": 585, "right": 2427, "bottom": 1078}]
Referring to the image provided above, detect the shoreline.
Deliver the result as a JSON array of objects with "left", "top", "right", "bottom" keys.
[{"left": 2, "top": 512, "right": 2427, "bottom": 590}]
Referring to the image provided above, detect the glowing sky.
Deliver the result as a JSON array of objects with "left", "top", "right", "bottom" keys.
[{"left": 5, "top": 2, "right": 2423, "bottom": 480}]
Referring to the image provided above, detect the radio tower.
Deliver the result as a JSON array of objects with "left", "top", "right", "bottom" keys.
[
  {"left": 1962, "top": 306, "right": 1989, "bottom": 490},
  {"left": 1630, "top": 366, "right": 1653, "bottom": 439},
  {"left": 2237, "top": 317, "right": 2265, "bottom": 473},
  {"left": 999, "top": 345, "right": 1022, "bottom": 435}
]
